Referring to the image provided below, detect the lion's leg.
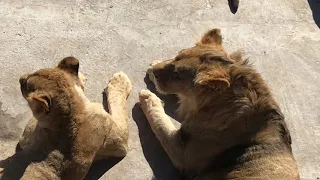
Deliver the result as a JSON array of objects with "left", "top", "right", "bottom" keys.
[
  {"left": 96, "top": 72, "right": 132, "bottom": 159},
  {"left": 105, "top": 72, "right": 132, "bottom": 129},
  {"left": 95, "top": 119, "right": 129, "bottom": 159},
  {"left": 139, "top": 89, "right": 185, "bottom": 169}
]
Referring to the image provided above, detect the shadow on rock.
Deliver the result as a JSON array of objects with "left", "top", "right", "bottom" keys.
[
  {"left": 132, "top": 103, "right": 180, "bottom": 180},
  {"left": 307, "top": 0, "right": 320, "bottom": 28},
  {"left": 102, "top": 91, "right": 110, "bottom": 113},
  {"left": 0, "top": 150, "right": 47, "bottom": 179},
  {"left": 84, "top": 157, "right": 123, "bottom": 180},
  {"left": 130, "top": 73, "right": 182, "bottom": 179}
]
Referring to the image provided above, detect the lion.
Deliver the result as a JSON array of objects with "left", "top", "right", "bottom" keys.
[
  {"left": 0, "top": 57, "right": 132, "bottom": 180},
  {"left": 139, "top": 29, "right": 300, "bottom": 179}
]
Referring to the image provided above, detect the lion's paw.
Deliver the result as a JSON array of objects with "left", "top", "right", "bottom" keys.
[
  {"left": 106, "top": 72, "right": 132, "bottom": 97},
  {"left": 139, "top": 89, "right": 163, "bottom": 113}
]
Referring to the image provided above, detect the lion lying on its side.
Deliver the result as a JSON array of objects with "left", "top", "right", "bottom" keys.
[
  {"left": 140, "top": 29, "right": 300, "bottom": 179},
  {"left": 0, "top": 57, "right": 132, "bottom": 180}
]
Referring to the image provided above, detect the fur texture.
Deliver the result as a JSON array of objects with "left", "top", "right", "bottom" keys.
[
  {"left": 140, "top": 29, "right": 299, "bottom": 179},
  {"left": 0, "top": 57, "right": 132, "bottom": 180}
]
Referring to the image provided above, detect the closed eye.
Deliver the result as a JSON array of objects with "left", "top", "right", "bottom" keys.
[
  {"left": 213, "top": 57, "right": 232, "bottom": 64},
  {"left": 175, "top": 56, "right": 183, "bottom": 61},
  {"left": 200, "top": 53, "right": 232, "bottom": 64}
]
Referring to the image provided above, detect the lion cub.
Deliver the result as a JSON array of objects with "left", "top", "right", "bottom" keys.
[
  {"left": 140, "top": 29, "right": 299, "bottom": 179},
  {"left": 0, "top": 57, "right": 132, "bottom": 180}
]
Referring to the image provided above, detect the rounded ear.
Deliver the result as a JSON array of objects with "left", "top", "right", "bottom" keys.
[
  {"left": 229, "top": 49, "right": 249, "bottom": 62},
  {"left": 200, "top": 29, "right": 222, "bottom": 45},
  {"left": 194, "top": 68, "right": 230, "bottom": 90},
  {"left": 200, "top": 53, "right": 233, "bottom": 64},
  {"left": 28, "top": 93, "right": 51, "bottom": 116},
  {"left": 57, "top": 57, "right": 79, "bottom": 76}
]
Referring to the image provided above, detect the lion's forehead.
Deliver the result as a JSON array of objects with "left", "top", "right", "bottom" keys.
[
  {"left": 179, "top": 48, "right": 205, "bottom": 57},
  {"left": 30, "top": 68, "right": 73, "bottom": 88},
  {"left": 178, "top": 47, "right": 225, "bottom": 59}
]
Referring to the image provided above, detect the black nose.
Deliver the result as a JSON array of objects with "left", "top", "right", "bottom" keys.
[
  {"left": 152, "top": 70, "right": 160, "bottom": 81},
  {"left": 19, "top": 75, "right": 28, "bottom": 88}
]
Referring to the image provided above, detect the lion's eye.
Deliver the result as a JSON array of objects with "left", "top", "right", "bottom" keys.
[{"left": 175, "top": 56, "right": 183, "bottom": 61}]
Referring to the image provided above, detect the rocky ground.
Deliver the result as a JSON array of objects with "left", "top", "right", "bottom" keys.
[{"left": 0, "top": 0, "right": 319, "bottom": 179}]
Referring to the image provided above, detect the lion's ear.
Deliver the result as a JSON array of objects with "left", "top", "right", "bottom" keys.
[
  {"left": 194, "top": 68, "right": 230, "bottom": 90},
  {"left": 57, "top": 56, "right": 79, "bottom": 76},
  {"left": 200, "top": 28, "right": 222, "bottom": 46},
  {"left": 28, "top": 93, "right": 51, "bottom": 116},
  {"left": 229, "top": 49, "right": 249, "bottom": 62}
]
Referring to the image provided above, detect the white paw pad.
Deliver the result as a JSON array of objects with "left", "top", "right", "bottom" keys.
[{"left": 107, "top": 72, "right": 132, "bottom": 96}]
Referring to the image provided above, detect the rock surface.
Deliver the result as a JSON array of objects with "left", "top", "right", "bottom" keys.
[{"left": 0, "top": 0, "right": 319, "bottom": 179}]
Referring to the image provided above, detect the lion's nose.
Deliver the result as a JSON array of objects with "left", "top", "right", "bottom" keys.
[
  {"left": 152, "top": 69, "right": 161, "bottom": 81},
  {"left": 19, "top": 74, "right": 29, "bottom": 88}
]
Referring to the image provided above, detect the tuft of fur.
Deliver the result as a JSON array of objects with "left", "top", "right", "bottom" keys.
[
  {"left": 0, "top": 57, "right": 132, "bottom": 180},
  {"left": 139, "top": 29, "right": 299, "bottom": 179}
]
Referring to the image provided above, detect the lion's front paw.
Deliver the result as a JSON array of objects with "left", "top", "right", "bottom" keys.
[
  {"left": 106, "top": 72, "right": 132, "bottom": 98},
  {"left": 139, "top": 89, "right": 164, "bottom": 115}
]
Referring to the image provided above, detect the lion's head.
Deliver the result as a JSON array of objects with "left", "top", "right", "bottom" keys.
[
  {"left": 19, "top": 57, "right": 85, "bottom": 126},
  {"left": 150, "top": 29, "right": 247, "bottom": 96}
]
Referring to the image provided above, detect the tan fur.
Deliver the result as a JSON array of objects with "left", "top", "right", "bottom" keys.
[
  {"left": 140, "top": 29, "right": 299, "bottom": 179},
  {"left": 0, "top": 57, "right": 132, "bottom": 180}
]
